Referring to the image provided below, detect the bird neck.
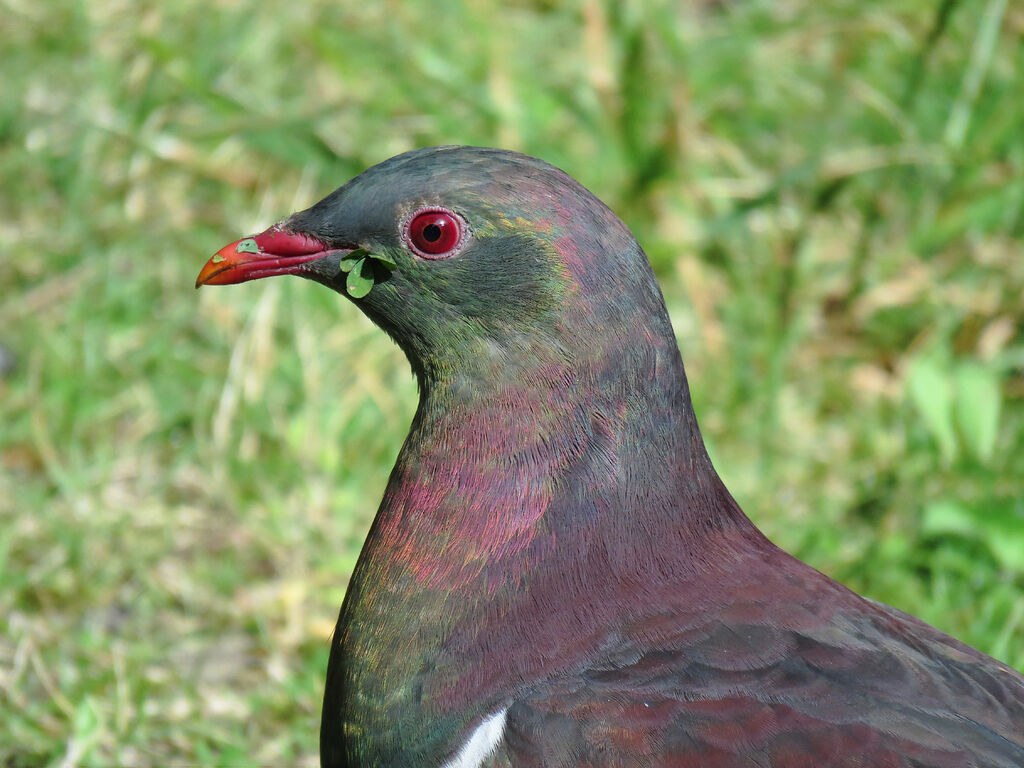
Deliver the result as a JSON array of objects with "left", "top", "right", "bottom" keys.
[
  {"left": 396, "top": 323, "right": 725, "bottom": 586},
  {"left": 324, "top": 311, "right": 763, "bottom": 765}
]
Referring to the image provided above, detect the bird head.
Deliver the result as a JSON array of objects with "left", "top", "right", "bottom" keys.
[{"left": 197, "top": 146, "right": 673, "bottom": 387}]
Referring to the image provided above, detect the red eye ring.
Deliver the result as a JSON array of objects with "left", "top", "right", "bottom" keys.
[{"left": 404, "top": 207, "right": 466, "bottom": 258}]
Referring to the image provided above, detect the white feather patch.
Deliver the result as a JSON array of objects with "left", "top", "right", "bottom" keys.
[{"left": 441, "top": 707, "right": 508, "bottom": 768}]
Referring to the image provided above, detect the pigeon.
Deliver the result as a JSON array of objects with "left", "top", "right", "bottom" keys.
[{"left": 197, "top": 146, "right": 1024, "bottom": 768}]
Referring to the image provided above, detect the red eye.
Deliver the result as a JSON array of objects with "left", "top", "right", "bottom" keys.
[{"left": 405, "top": 208, "right": 464, "bottom": 258}]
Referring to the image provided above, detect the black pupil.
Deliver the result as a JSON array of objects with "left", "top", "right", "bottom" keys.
[{"left": 423, "top": 223, "right": 442, "bottom": 242}]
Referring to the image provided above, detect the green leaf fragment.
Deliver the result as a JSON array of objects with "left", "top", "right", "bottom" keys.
[
  {"left": 337, "top": 247, "right": 397, "bottom": 296},
  {"left": 235, "top": 238, "right": 259, "bottom": 254},
  {"left": 348, "top": 248, "right": 397, "bottom": 271},
  {"left": 367, "top": 252, "right": 397, "bottom": 270},
  {"left": 338, "top": 249, "right": 396, "bottom": 297},
  {"left": 346, "top": 258, "right": 374, "bottom": 298},
  {"left": 211, "top": 254, "right": 226, "bottom": 263}
]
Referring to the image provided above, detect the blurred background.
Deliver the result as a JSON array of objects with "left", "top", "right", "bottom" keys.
[{"left": 2, "top": 0, "right": 1022, "bottom": 764}]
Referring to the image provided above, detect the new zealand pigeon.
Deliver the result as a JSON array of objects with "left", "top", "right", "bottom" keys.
[{"left": 197, "top": 146, "right": 1024, "bottom": 768}]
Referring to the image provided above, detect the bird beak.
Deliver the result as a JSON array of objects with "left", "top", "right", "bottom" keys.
[{"left": 196, "top": 227, "right": 335, "bottom": 288}]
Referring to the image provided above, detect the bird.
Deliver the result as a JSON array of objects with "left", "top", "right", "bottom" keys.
[{"left": 196, "top": 146, "right": 1024, "bottom": 768}]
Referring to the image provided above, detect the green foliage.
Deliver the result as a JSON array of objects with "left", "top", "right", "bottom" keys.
[
  {"left": 955, "top": 362, "right": 1002, "bottom": 463},
  {"left": 923, "top": 499, "right": 1024, "bottom": 572},
  {"left": 1, "top": 0, "right": 1021, "bottom": 764},
  {"left": 908, "top": 350, "right": 1005, "bottom": 465},
  {"left": 908, "top": 353, "right": 959, "bottom": 463}
]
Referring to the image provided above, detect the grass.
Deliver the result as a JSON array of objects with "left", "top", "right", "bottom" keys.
[{"left": 1, "top": 0, "right": 1022, "bottom": 764}]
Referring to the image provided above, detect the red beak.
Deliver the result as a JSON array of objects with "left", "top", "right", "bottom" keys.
[{"left": 196, "top": 227, "right": 335, "bottom": 288}]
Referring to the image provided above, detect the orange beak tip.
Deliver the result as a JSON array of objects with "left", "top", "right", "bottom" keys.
[{"left": 196, "top": 230, "right": 336, "bottom": 288}]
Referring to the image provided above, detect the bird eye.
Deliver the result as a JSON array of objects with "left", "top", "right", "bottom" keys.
[{"left": 405, "top": 208, "right": 464, "bottom": 258}]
